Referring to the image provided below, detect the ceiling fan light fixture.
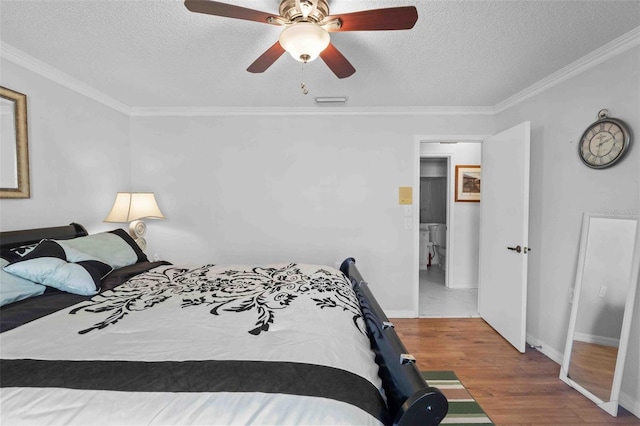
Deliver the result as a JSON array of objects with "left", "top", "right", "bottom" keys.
[{"left": 279, "top": 22, "right": 330, "bottom": 63}]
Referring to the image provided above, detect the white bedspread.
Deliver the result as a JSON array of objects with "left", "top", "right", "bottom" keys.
[{"left": 1, "top": 263, "right": 385, "bottom": 425}]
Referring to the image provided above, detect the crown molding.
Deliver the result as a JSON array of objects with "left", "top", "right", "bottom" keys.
[
  {"left": 129, "top": 105, "right": 494, "bottom": 117},
  {"left": 494, "top": 26, "right": 640, "bottom": 114},
  {"left": 0, "top": 42, "right": 131, "bottom": 115}
]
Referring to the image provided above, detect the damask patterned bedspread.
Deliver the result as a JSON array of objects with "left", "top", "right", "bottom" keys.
[{"left": 0, "top": 263, "right": 386, "bottom": 425}]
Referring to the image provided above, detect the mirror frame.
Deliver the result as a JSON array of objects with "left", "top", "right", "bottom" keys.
[
  {"left": 0, "top": 86, "right": 30, "bottom": 199},
  {"left": 560, "top": 213, "right": 640, "bottom": 416}
]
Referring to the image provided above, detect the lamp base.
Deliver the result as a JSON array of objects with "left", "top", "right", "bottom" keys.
[
  {"left": 129, "top": 220, "right": 147, "bottom": 251},
  {"left": 129, "top": 220, "right": 146, "bottom": 238},
  {"left": 134, "top": 237, "right": 147, "bottom": 252}
]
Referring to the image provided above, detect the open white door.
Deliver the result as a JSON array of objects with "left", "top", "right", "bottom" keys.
[{"left": 478, "top": 121, "right": 530, "bottom": 353}]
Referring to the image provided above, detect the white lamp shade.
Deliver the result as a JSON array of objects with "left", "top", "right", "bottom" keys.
[
  {"left": 104, "top": 192, "right": 165, "bottom": 223},
  {"left": 279, "top": 22, "right": 330, "bottom": 62}
]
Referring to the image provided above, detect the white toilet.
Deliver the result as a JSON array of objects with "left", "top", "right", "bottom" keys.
[
  {"left": 418, "top": 224, "right": 433, "bottom": 269},
  {"left": 429, "top": 224, "right": 447, "bottom": 270}
]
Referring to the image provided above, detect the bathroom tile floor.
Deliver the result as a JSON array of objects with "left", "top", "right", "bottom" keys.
[{"left": 419, "top": 267, "right": 480, "bottom": 317}]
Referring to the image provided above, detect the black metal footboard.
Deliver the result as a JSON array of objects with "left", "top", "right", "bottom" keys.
[{"left": 340, "top": 258, "right": 448, "bottom": 426}]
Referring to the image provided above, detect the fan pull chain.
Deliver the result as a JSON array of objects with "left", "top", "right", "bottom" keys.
[{"left": 300, "top": 63, "right": 309, "bottom": 95}]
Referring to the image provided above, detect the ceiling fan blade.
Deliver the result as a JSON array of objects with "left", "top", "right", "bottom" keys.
[
  {"left": 184, "top": 0, "right": 280, "bottom": 26},
  {"left": 319, "top": 43, "right": 355, "bottom": 79},
  {"left": 325, "top": 6, "right": 418, "bottom": 32},
  {"left": 247, "top": 41, "right": 286, "bottom": 73}
]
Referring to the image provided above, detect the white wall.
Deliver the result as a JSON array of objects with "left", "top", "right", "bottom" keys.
[
  {"left": 419, "top": 142, "right": 482, "bottom": 289},
  {"left": 130, "top": 114, "right": 493, "bottom": 315},
  {"left": 495, "top": 45, "right": 640, "bottom": 415},
  {"left": 0, "top": 59, "right": 131, "bottom": 233}
]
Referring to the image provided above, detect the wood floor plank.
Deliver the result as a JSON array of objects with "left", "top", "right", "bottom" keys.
[{"left": 392, "top": 318, "right": 640, "bottom": 425}]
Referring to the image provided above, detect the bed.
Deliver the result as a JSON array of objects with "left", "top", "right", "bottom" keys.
[{"left": 0, "top": 223, "right": 447, "bottom": 425}]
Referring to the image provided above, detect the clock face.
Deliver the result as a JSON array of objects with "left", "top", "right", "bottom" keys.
[{"left": 579, "top": 119, "right": 629, "bottom": 169}]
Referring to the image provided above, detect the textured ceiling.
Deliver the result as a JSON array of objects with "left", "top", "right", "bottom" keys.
[{"left": 1, "top": 0, "right": 639, "bottom": 109}]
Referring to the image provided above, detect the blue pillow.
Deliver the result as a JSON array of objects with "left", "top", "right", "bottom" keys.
[
  {"left": 57, "top": 229, "right": 148, "bottom": 269},
  {"left": 3, "top": 240, "right": 112, "bottom": 296},
  {"left": 0, "top": 258, "right": 46, "bottom": 306}
]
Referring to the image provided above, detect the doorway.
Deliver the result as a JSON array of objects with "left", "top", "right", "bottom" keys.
[
  {"left": 414, "top": 124, "right": 531, "bottom": 351},
  {"left": 416, "top": 141, "right": 482, "bottom": 318}
]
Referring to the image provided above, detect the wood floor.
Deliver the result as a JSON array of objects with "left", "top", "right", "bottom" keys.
[
  {"left": 392, "top": 318, "right": 640, "bottom": 425},
  {"left": 568, "top": 341, "right": 618, "bottom": 402}
]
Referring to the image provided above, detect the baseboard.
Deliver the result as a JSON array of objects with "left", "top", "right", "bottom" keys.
[
  {"left": 525, "top": 332, "right": 564, "bottom": 364},
  {"left": 574, "top": 331, "right": 619, "bottom": 347},
  {"left": 619, "top": 393, "right": 640, "bottom": 418},
  {"left": 385, "top": 310, "right": 417, "bottom": 319},
  {"left": 526, "top": 332, "right": 640, "bottom": 418}
]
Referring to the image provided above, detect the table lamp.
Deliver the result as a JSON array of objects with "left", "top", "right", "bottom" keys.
[{"left": 104, "top": 192, "right": 165, "bottom": 251}]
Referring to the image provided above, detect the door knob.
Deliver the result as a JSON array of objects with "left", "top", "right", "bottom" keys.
[{"left": 507, "top": 245, "right": 522, "bottom": 253}]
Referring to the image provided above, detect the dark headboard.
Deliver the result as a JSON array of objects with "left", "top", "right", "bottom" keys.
[{"left": 0, "top": 223, "right": 88, "bottom": 250}]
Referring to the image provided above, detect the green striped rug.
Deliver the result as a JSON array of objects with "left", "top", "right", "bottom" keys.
[{"left": 422, "top": 371, "right": 494, "bottom": 425}]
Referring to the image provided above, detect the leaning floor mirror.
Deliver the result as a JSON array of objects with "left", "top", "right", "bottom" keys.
[{"left": 560, "top": 213, "right": 640, "bottom": 416}]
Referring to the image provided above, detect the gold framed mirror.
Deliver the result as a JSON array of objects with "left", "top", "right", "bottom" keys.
[{"left": 0, "top": 86, "right": 30, "bottom": 198}]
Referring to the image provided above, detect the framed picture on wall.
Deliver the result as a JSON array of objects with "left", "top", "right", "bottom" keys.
[{"left": 455, "top": 165, "right": 481, "bottom": 202}]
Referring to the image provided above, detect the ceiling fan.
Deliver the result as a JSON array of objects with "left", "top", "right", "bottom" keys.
[{"left": 184, "top": 0, "right": 418, "bottom": 79}]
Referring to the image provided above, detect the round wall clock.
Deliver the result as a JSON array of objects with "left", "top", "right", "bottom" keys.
[{"left": 578, "top": 109, "right": 631, "bottom": 169}]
